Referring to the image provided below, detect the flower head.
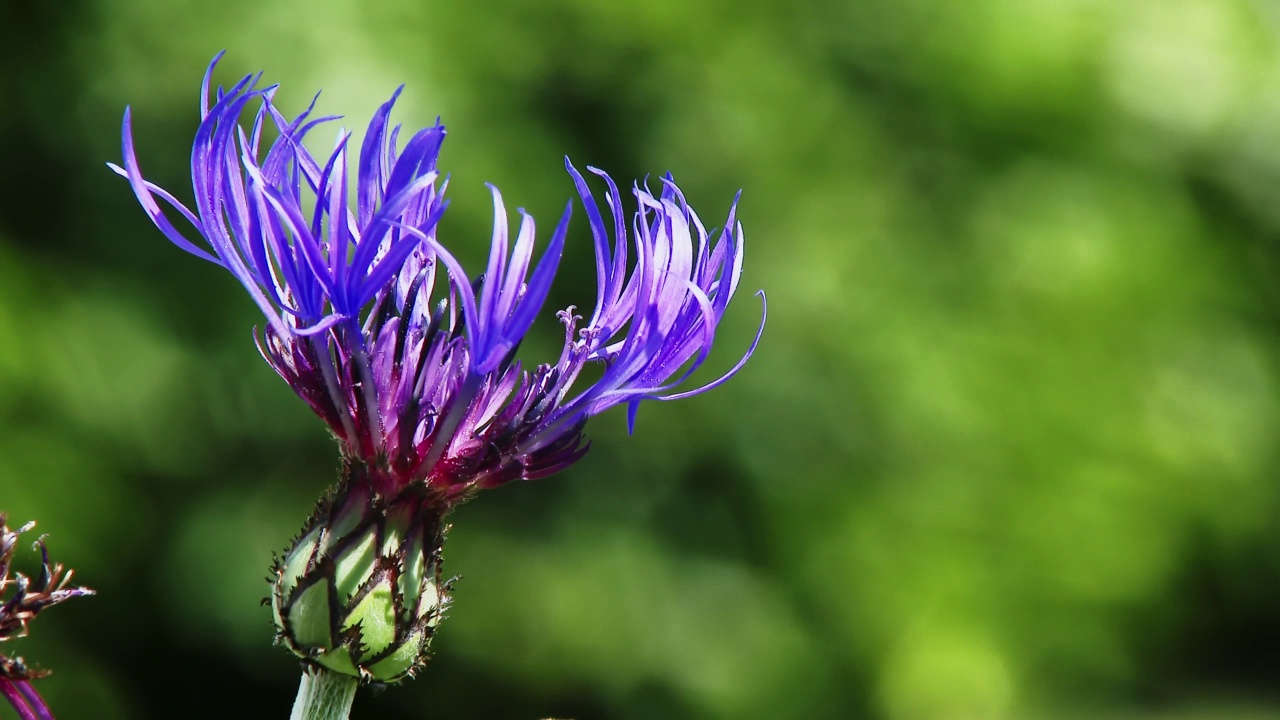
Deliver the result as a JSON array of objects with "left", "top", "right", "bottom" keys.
[
  {"left": 114, "top": 54, "right": 764, "bottom": 683},
  {"left": 114, "top": 53, "right": 764, "bottom": 505},
  {"left": 0, "top": 514, "right": 93, "bottom": 718}
]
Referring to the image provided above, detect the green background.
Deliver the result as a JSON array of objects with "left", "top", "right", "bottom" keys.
[{"left": 4, "top": 0, "right": 1280, "bottom": 717}]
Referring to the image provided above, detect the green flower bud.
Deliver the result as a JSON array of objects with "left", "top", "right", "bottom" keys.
[{"left": 271, "top": 468, "right": 451, "bottom": 683}]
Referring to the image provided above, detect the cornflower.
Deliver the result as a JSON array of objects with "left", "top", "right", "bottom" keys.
[
  {"left": 0, "top": 515, "right": 93, "bottom": 720},
  {"left": 113, "top": 53, "right": 764, "bottom": 716}
]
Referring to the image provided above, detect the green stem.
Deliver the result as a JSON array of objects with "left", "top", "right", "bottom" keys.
[{"left": 290, "top": 668, "right": 358, "bottom": 720}]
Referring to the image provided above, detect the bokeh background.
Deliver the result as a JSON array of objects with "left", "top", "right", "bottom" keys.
[{"left": 4, "top": 0, "right": 1280, "bottom": 718}]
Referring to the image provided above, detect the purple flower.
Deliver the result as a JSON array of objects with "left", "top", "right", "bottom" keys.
[
  {"left": 116, "top": 53, "right": 765, "bottom": 685},
  {"left": 0, "top": 515, "right": 93, "bottom": 720},
  {"left": 112, "top": 52, "right": 764, "bottom": 504}
]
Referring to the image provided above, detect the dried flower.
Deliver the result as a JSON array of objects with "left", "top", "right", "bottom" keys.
[
  {"left": 0, "top": 515, "right": 93, "bottom": 719},
  {"left": 114, "top": 53, "right": 764, "bottom": 683}
]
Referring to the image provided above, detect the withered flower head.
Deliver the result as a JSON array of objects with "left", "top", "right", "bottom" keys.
[{"left": 0, "top": 514, "right": 92, "bottom": 719}]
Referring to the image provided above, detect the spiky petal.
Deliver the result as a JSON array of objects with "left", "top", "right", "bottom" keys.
[{"left": 114, "top": 53, "right": 764, "bottom": 504}]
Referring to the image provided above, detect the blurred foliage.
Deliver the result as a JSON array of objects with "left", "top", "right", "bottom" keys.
[{"left": 4, "top": 0, "right": 1280, "bottom": 718}]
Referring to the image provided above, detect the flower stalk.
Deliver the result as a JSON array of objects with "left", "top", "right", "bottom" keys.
[{"left": 290, "top": 668, "right": 358, "bottom": 720}]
